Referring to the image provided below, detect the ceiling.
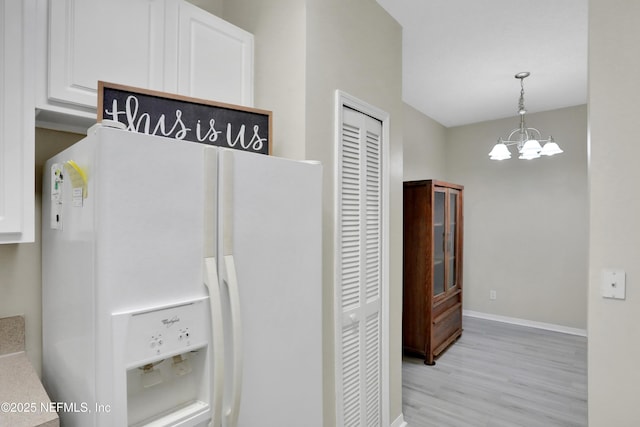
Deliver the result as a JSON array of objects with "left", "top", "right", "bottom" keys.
[{"left": 375, "top": 0, "right": 588, "bottom": 128}]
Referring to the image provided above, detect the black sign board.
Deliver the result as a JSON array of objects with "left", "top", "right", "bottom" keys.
[{"left": 98, "top": 81, "right": 272, "bottom": 155}]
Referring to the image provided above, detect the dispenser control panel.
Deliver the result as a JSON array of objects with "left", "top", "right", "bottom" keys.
[{"left": 113, "top": 297, "right": 210, "bottom": 367}]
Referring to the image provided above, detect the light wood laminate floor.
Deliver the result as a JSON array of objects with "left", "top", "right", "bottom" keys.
[{"left": 402, "top": 316, "right": 587, "bottom": 427}]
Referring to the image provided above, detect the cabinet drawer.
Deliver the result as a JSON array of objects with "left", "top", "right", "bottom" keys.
[
  {"left": 432, "top": 303, "right": 462, "bottom": 355},
  {"left": 433, "top": 290, "right": 460, "bottom": 318}
]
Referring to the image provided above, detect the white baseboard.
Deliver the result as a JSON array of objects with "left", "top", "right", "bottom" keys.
[
  {"left": 463, "top": 310, "right": 587, "bottom": 337},
  {"left": 391, "top": 413, "right": 407, "bottom": 427}
]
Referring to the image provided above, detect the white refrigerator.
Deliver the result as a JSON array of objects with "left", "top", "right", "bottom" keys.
[{"left": 42, "top": 124, "right": 323, "bottom": 427}]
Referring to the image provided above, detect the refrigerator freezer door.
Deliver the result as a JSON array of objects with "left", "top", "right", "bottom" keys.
[
  {"left": 92, "top": 129, "right": 209, "bottom": 312},
  {"left": 217, "top": 149, "right": 323, "bottom": 427},
  {"left": 42, "top": 127, "right": 216, "bottom": 427}
]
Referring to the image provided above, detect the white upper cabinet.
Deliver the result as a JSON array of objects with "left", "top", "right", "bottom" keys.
[
  {"left": 175, "top": 0, "right": 253, "bottom": 106},
  {"left": 0, "top": 0, "right": 35, "bottom": 243},
  {"left": 42, "top": 0, "right": 166, "bottom": 116},
  {"left": 36, "top": 0, "right": 254, "bottom": 129}
]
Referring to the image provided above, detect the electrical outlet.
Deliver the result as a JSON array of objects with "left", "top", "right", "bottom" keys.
[{"left": 489, "top": 290, "right": 497, "bottom": 300}]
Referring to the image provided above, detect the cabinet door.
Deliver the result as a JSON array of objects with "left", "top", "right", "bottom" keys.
[
  {"left": 45, "top": 0, "right": 166, "bottom": 111},
  {"left": 176, "top": 1, "right": 253, "bottom": 106},
  {"left": 446, "top": 189, "right": 461, "bottom": 291},
  {"left": 432, "top": 188, "right": 446, "bottom": 297},
  {"left": 0, "top": 0, "right": 35, "bottom": 243}
]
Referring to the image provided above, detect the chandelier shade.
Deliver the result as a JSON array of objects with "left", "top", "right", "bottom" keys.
[
  {"left": 521, "top": 139, "right": 542, "bottom": 154},
  {"left": 540, "top": 140, "right": 563, "bottom": 156},
  {"left": 489, "top": 72, "right": 563, "bottom": 161},
  {"left": 488, "top": 142, "right": 511, "bottom": 160}
]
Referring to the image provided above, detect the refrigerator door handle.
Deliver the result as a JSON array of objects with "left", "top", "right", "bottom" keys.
[
  {"left": 224, "top": 254, "right": 243, "bottom": 427},
  {"left": 204, "top": 257, "right": 224, "bottom": 427}
]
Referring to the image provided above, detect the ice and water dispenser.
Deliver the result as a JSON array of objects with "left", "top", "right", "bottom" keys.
[{"left": 111, "top": 298, "right": 212, "bottom": 426}]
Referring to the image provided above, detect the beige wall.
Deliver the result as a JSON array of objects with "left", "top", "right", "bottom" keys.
[
  {"left": 445, "top": 105, "right": 588, "bottom": 329},
  {"left": 588, "top": 0, "right": 640, "bottom": 424},
  {"left": 403, "top": 102, "right": 447, "bottom": 181},
  {"left": 222, "top": 0, "right": 307, "bottom": 160},
  {"left": 305, "top": 2, "right": 403, "bottom": 424},
  {"left": 187, "top": 0, "right": 223, "bottom": 16},
  {"left": 225, "top": 1, "right": 404, "bottom": 425},
  {"left": 0, "top": 128, "right": 82, "bottom": 375}
]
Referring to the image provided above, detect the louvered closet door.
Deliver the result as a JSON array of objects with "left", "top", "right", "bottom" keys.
[{"left": 338, "top": 106, "right": 383, "bottom": 427}]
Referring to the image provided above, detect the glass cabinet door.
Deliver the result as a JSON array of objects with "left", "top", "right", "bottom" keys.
[
  {"left": 447, "top": 191, "right": 459, "bottom": 290},
  {"left": 433, "top": 190, "right": 446, "bottom": 296}
]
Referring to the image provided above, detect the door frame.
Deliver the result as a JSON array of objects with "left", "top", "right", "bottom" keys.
[{"left": 333, "top": 90, "right": 390, "bottom": 426}]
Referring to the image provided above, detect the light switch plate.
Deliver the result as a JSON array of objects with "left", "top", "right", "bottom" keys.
[{"left": 601, "top": 269, "right": 626, "bottom": 300}]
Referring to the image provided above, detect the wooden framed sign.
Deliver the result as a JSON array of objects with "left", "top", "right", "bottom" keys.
[{"left": 97, "top": 81, "right": 272, "bottom": 155}]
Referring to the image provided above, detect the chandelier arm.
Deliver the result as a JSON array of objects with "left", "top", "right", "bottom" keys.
[
  {"left": 525, "top": 128, "right": 552, "bottom": 143},
  {"left": 504, "top": 128, "right": 524, "bottom": 142},
  {"left": 500, "top": 141, "right": 519, "bottom": 147},
  {"left": 526, "top": 127, "right": 542, "bottom": 140},
  {"left": 502, "top": 128, "right": 550, "bottom": 144}
]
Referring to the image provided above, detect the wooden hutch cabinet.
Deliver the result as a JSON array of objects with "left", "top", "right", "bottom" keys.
[{"left": 403, "top": 180, "right": 464, "bottom": 365}]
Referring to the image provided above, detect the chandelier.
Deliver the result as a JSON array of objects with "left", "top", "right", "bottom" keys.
[{"left": 488, "top": 72, "right": 563, "bottom": 160}]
